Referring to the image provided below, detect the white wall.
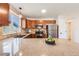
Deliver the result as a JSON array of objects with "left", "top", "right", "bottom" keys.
[
  {"left": 55, "top": 15, "right": 79, "bottom": 43},
  {"left": 72, "top": 16, "right": 79, "bottom": 43}
]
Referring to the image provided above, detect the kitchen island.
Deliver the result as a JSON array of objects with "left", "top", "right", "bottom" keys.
[{"left": 24, "top": 34, "right": 47, "bottom": 38}]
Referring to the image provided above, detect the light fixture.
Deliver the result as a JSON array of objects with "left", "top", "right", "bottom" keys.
[
  {"left": 0, "top": 9, "right": 7, "bottom": 14},
  {"left": 41, "top": 9, "right": 47, "bottom": 14},
  {"left": 39, "top": 20, "right": 43, "bottom": 22},
  {"left": 19, "top": 52, "right": 23, "bottom": 56},
  {"left": 19, "top": 7, "right": 22, "bottom": 18},
  {"left": 19, "top": 7, "right": 22, "bottom": 10}
]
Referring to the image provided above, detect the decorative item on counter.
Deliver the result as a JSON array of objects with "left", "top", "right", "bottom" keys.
[{"left": 45, "top": 35, "right": 56, "bottom": 45}]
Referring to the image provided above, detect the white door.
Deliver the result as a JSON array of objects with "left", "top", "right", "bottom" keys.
[{"left": 58, "top": 16, "right": 67, "bottom": 39}]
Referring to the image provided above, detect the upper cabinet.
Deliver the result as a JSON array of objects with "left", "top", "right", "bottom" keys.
[
  {"left": 26, "top": 20, "right": 56, "bottom": 28},
  {"left": 0, "top": 3, "right": 10, "bottom": 26},
  {"left": 26, "top": 20, "right": 32, "bottom": 28}
]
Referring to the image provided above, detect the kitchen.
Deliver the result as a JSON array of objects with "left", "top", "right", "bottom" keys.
[
  {"left": 0, "top": 3, "right": 58, "bottom": 39},
  {"left": 21, "top": 18, "right": 58, "bottom": 38},
  {"left": 1, "top": 3, "right": 79, "bottom": 56}
]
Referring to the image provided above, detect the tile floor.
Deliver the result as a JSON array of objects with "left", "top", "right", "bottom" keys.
[{"left": 0, "top": 38, "right": 79, "bottom": 56}]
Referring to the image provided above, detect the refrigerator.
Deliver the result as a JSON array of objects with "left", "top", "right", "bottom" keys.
[{"left": 46, "top": 24, "right": 58, "bottom": 38}]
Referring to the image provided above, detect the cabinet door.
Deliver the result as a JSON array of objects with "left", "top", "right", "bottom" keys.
[
  {"left": 27, "top": 20, "right": 32, "bottom": 28},
  {"left": 0, "top": 3, "right": 9, "bottom": 26},
  {"left": 32, "top": 20, "right": 36, "bottom": 28}
]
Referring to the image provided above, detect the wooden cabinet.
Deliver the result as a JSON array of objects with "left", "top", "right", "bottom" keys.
[
  {"left": 26, "top": 20, "right": 32, "bottom": 28},
  {"left": 31, "top": 20, "right": 37, "bottom": 28},
  {"left": 0, "top": 3, "right": 9, "bottom": 26},
  {"left": 36, "top": 20, "right": 56, "bottom": 24},
  {"left": 26, "top": 20, "right": 56, "bottom": 28},
  {"left": 26, "top": 20, "right": 37, "bottom": 28}
]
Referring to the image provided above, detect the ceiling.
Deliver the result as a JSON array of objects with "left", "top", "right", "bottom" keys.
[{"left": 10, "top": 3, "right": 79, "bottom": 18}]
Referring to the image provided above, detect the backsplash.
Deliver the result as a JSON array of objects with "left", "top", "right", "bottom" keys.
[
  {"left": 2, "top": 23, "right": 18, "bottom": 35},
  {"left": 2, "top": 12, "right": 20, "bottom": 35}
]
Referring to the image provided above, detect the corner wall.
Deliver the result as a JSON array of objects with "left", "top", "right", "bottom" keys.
[{"left": 72, "top": 16, "right": 79, "bottom": 43}]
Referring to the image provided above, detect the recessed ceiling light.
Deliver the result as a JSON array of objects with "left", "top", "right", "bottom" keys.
[
  {"left": 19, "top": 7, "right": 22, "bottom": 10},
  {"left": 41, "top": 9, "right": 47, "bottom": 14},
  {"left": 19, "top": 52, "right": 23, "bottom": 56}
]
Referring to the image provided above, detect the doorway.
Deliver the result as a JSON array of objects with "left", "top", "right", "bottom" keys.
[{"left": 67, "top": 20, "right": 72, "bottom": 41}]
